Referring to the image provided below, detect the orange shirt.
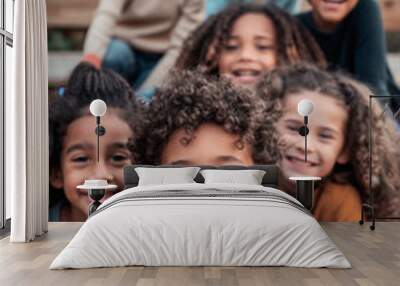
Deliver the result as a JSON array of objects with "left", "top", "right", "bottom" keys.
[{"left": 313, "top": 183, "right": 362, "bottom": 222}]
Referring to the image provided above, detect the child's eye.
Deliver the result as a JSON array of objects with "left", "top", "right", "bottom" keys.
[
  {"left": 223, "top": 45, "right": 238, "bottom": 51},
  {"left": 71, "top": 155, "right": 89, "bottom": 163},
  {"left": 110, "top": 154, "right": 131, "bottom": 166},
  {"left": 223, "top": 42, "right": 239, "bottom": 51},
  {"left": 286, "top": 124, "right": 300, "bottom": 133},
  {"left": 256, "top": 44, "right": 274, "bottom": 51},
  {"left": 112, "top": 154, "right": 128, "bottom": 162},
  {"left": 319, "top": 131, "right": 334, "bottom": 140}
]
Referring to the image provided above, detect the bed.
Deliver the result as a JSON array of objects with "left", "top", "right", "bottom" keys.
[{"left": 50, "top": 165, "right": 350, "bottom": 269}]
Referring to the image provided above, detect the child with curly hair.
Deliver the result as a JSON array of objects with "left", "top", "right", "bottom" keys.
[
  {"left": 257, "top": 63, "right": 400, "bottom": 221},
  {"left": 49, "top": 62, "right": 144, "bottom": 221},
  {"left": 175, "top": 3, "right": 326, "bottom": 89},
  {"left": 129, "top": 69, "right": 278, "bottom": 166}
]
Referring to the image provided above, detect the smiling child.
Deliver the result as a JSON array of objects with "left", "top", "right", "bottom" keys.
[
  {"left": 49, "top": 63, "right": 144, "bottom": 221},
  {"left": 175, "top": 3, "right": 326, "bottom": 89},
  {"left": 257, "top": 63, "right": 400, "bottom": 220}
]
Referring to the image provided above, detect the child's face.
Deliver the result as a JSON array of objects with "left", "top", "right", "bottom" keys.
[
  {"left": 160, "top": 123, "right": 254, "bottom": 166},
  {"left": 309, "top": 0, "right": 358, "bottom": 29},
  {"left": 276, "top": 91, "right": 349, "bottom": 179},
  {"left": 51, "top": 110, "right": 133, "bottom": 218},
  {"left": 217, "top": 13, "right": 277, "bottom": 88}
]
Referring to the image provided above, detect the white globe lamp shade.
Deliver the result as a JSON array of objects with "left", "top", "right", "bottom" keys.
[
  {"left": 89, "top": 99, "right": 107, "bottom": 117},
  {"left": 297, "top": 99, "right": 314, "bottom": 117}
]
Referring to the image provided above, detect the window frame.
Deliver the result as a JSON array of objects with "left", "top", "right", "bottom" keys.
[{"left": 1, "top": 0, "right": 14, "bottom": 231}]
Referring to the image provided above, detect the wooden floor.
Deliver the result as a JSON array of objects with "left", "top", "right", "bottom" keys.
[{"left": 0, "top": 222, "right": 399, "bottom": 286}]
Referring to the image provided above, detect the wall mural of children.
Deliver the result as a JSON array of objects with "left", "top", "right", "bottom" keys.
[
  {"left": 49, "top": 63, "right": 144, "bottom": 221},
  {"left": 129, "top": 69, "right": 279, "bottom": 166},
  {"left": 175, "top": 3, "right": 326, "bottom": 90},
  {"left": 257, "top": 63, "right": 400, "bottom": 220},
  {"left": 298, "top": 0, "right": 400, "bottom": 111}
]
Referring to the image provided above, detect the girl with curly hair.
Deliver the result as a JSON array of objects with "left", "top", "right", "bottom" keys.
[
  {"left": 257, "top": 63, "right": 400, "bottom": 220},
  {"left": 129, "top": 69, "right": 278, "bottom": 166},
  {"left": 49, "top": 62, "right": 144, "bottom": 221},
  {"left": 175, "top": 3, "right": 326, "bottom": 89}
]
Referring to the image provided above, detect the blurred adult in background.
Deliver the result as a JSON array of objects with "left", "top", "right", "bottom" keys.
[
  {"left": 298, "top": 0, "right": 400, "bottom": 112},
  {"left": 82, "top": 0, "right": 204, "bottom": 99}
]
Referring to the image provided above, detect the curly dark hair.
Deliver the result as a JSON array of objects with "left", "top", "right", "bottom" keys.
[
  {"left": 49, "top": 62, "right": 145, "bottom": 207},
  {"left": 256, "top": 63, "right": 400, "bottom": 217},
  {"left": 175, "top": 3, "right": 326, "bottom": 74},
  {"left": 129, "top": 69, "right": 279, "bottom": 165}
]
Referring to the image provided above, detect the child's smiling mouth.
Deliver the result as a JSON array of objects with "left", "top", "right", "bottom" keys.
[
  {"left": 285, "top": 154, "right": 319, "bottom": 168},
  {"left": 320, "top": 0, "right": 347, "bottom": 10},
  {"left": 322, "top": 0, "right": 346, "bottom": 4},
  {"left": 230, "top": 68, "right": 262, "bottom": 84}
]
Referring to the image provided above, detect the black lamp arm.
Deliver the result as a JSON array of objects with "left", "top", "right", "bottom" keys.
[
  {"left": 94, "top": 116, "right": 106, "bottom": 162},
  {"left": 305, "top": 115, "right": 308, "bottom": 163},
  {"left": 297, "top": 116, "right": 309, "bottom": 163},
  {"left": 95, "top": 116, "right": 106, "bottom": 136}
]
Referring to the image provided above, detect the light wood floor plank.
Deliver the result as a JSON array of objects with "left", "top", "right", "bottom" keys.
[{"left": 0, "top": 222, "right": 399, "bottom": 286}]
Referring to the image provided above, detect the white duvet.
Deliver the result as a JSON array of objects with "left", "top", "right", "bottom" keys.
[{"left": 50, "top": 183, "right": 351, "bottom": 269}]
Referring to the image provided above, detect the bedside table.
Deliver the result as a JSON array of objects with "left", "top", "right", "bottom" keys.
[
  {"left": 77, "top": 180, "right": 117, "bottom": 216},
  {"left": 289, "top": 177, "right": 321, "bottom": 210}
]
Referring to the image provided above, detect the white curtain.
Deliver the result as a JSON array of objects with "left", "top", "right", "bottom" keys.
[{"left": 7, "top": 0, "right": 49, "bottom": 242}]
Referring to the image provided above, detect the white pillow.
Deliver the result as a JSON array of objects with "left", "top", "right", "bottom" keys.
[
  {"left": 200, "top": 169, "right": 266, "bottom": 185},
  {"left": 135, "top": 167, "right": 200, "bottom": 186}
]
